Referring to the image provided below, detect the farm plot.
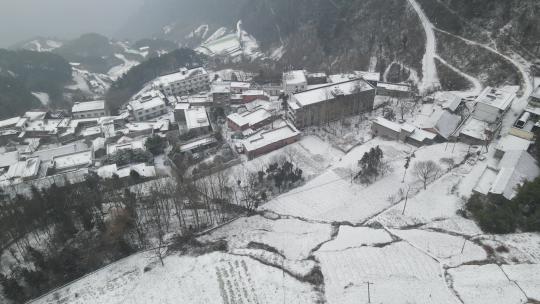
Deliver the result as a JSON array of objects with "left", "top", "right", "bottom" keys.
[
  {"left": 476, "top": 233, "right": 540, "bottom": 264},
  {"left": 390, "top": 229, "right": 487, "bottom": 267},
  {"left": 30, "top": 252, "right": 153, "bottom": 304},
  {"left": 32, "top": 252, "right": 319, "bottom": 304},
  {"left": 315, "top": 241, "right": 460, "bottom": 304},
  {"left": 421, "top": 217, "right": 483, "bottom": 237},
  {"left": 501, "top": 264, "right": 540, "bottom": 301},
  {"left": 198, "top": 215, "right": 333, "bottom": 260},
  {"left": 368, "top": 173, "right": 464, "bottom": 228},
  {"left": 448, "top": 264, "right": 527, "bottom": 304},
  {"left": 317, "top": 226, "right": 394, "bottom": 252}
]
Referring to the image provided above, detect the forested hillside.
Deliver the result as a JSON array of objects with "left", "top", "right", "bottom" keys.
[
  {"left": 0, "top": 49, "right": 72, "bottom": 118},
  {"left": 53, "top": 33, "right": 125, "bottom": 74}
]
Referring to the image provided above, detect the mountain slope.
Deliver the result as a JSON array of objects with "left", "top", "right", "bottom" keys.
[
  {"left": 121, "top": 0, "right": 426, "bottom": 76},
  {"left": 0, "top": 49, "right": 72, "bottom": 116}
]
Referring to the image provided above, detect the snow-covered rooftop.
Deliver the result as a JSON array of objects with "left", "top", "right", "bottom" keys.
[
  {"left": 476, "top": 150, "right": 540, "bottom": 200},
  {"left": 377, "top": 82, "right": 411, "bottom": 92},
  {"left": 6, "top": 157, "right": 40, "bottom": 179},
  {"left": 328, "top": 71, "right": 380, "bottom": 84},
  {"left": 439, "top": 92, "right": 462, "bottom": 112},
  {"left": 230, "top": 81, "right": 251, "bottom": 89},
  {"left": 496, "top": 135, "right": 532, "bottom": 154},
  {"left": 0, "top": 117, "right": 21, "bottom": 129},
  {"left": 153, "top": 67, "right": 208, "bottom": 86},
  {"left": 107, "top": 138, "right": 146, "bottom": 155},
  {"left": 460, "top": 117, "right": 491, "bottom": 140},
  {"left": 53, "top": 150, "right": 93, "bottom": 171},
  {"left": 283, "top": 70, "right": 307, "bottom": 85},
  {"left": 374, "top": 117, "right": 402, "bottom": 132},
  {"left": 292, "top": 79, "right": 374, "bottom": 107},
  {"left": 415, "top": 108, "right": 462, "bottom": 139},
  {"left": 475, "top": 87, "right": 515, "bottom": 111},
  {"left": 32, "top": 142, "right": 88, "bottom": 162},
  {"left": 97, "top": 163, "right": 156, "bottom": 179},
  {"left": 0, "top": 151, "right": 19, "bottom": 168},
  {"left": 185, "top": 107, "right": 210, "bottom": 130},
  {"left": 72, "top": 100, "right": 105, "bottom": 113},
  {"left": 129, "top": 93, "right": 166, "bottom": 112},
  {"left": 227, "top": 108, "right": 271, "bottom": 128},
  {"left": 243, "top": 124, "right": 300, "bottom": 152}
]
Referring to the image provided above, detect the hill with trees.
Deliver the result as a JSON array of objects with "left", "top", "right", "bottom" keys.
[
  {"left": 0, "top": 49, "right": 72, "bottom": 117},
  {"left": 105, "top": 48, "right": 206, "bottom": 112}
]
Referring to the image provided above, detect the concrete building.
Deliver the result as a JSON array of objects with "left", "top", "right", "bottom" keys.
[
  {"left": 230, "top": 82, "right": 251, "bottom": 94},
  {"left": 376, "top": 82, "right": 412, "bottom": 98},
  {"left": 241, "top": 90, "right": 269, "bottom": 104},
  {"left": 211, "top": 83, "right": 231, "bottom": 103},
  {"left": 287, "top": 79, "right": 375, "bottom": 129},
  {"left": 52, "top": 150, "right": 93, "bottom": 173},
  {"left": 182, "top": 107, "right": 211, "bottom": 135},
  {"left": 72, "top": 100, "right": 108, "bottom": 119},
  {"left": 472, "top": 87, "right": 515, "bottom": 123},
  {"left": 474, "top": 150, "right": 540, "bottom": 200},
  {"left": 371, "top": 117, "right": 436, "bottom": 147},
  {"left": 153, "top": 67, "right": 210, "bottom": 96},
  {"left": 227, "top": 107, "right": 273, "bottom": 132},
  {"left": 243, "top": 123, "right": 301, "bottom": 159},
  {"left": 128, "top": 91, "right": 168, "bottom": 121},
  {"left": 283, "top": 70, "right": 308, "bottom": 95}
]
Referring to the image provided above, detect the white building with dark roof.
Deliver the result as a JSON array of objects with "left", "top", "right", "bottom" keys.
[
  {"left": 153, "top": 67, "right": 210, "bottom": 96},
  {"left": 72, "top": 100, "right": 107, "bottom": 119},
  {"left": 287, "top": 78, "right": 375, "bottom": 128}
]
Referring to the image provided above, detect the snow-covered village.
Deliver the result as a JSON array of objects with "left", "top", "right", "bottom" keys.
[{"left": 1, "top": 0, "right": 540, "bottom": 303}]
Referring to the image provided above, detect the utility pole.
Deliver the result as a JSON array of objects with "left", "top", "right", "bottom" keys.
[
  {"left": 402, "top": 185, "right": 411, "bottom": 215},
  {"left": 365, "top": 281, "right": 374, "bottom": 303},
  {"left": 461, "top": 239, "right": 467, "bottom": 254}
]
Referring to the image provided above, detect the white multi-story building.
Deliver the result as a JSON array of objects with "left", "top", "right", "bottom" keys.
[
  {"left": 153, "top": 67, "right": 210, "bottom": 97},
  {"left": 72, "top": 100, "right": 108, "bottom": 119},
  {"left": 128, "top": 91, "right": 168, "bottom": 121},
  {"left": 283, "top": 70, "right": 308, "bottom": 95},
  {"left": 472, "top": 87, "right": 515, "bottom": 123}
]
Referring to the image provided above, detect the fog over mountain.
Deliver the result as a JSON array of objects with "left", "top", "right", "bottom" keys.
[{"left": 0, "top": 0, "right": 145, "bottom": 47}]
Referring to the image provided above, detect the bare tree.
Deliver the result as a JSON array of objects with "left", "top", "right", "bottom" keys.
[{"left": 412, "top": 160, "right": 442, "bottom": 190}]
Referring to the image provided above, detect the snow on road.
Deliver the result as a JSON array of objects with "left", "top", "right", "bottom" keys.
[
  {"left": 407, "top": 0, "right": 440, "bottom": 93},
  {"left": 108, "top": 54, "right": 139, "bottom": 81}
]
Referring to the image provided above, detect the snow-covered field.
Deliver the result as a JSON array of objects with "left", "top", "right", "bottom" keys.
[{"left": 31, "top": 251, "right": 320, "bottom": 304}]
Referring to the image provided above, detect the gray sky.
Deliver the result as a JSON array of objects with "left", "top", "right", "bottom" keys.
[{"left": 0, "top": 0, "right": 146, "bottom": 47}]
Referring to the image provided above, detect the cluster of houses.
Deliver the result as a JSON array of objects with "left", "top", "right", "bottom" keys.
[{"left": 3, "top": 61, "right": 538, "bottom": 203}]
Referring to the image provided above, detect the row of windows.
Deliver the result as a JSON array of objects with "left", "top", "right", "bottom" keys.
[{"left": 76, "top": 112, "right": 105, "bottom": 118}]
